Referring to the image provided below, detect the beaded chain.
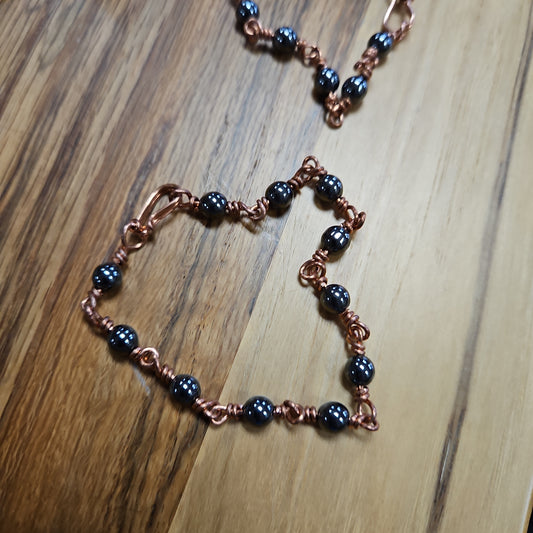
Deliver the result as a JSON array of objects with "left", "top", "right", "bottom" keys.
[
  {"left": 235, "top": 0, "right": 415, "bottom": 127},
  {"left": 81, "top": 157, "right": 379, "bottom": 432}
]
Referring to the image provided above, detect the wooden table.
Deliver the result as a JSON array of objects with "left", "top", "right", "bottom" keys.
[{"left": 1, "top": 1, "right": 532, "bottom": 532}]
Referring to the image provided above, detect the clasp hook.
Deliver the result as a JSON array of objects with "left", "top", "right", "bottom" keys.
[{"left": 383, "top": 0, "right": 415, "bottom": 42}]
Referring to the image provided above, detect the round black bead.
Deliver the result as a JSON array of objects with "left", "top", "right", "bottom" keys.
[
  {"left": 169, "top": 374, "right": 201, "bottom": 406},
  {"left": 315, "top": 174, "right": 343, "bottom": 203},
  {"left": 272, "top": 27, "right": 298, "bottom": 54},
  {"left": 199, "top": 191, "right": 227, "bottom": 219},
  {"left": 243, "top": 396, "right": 274, "bottom": 426},
  {"left": 320, "top": 284, "right": 350, "bottom": 314},
  {"left": 265, "top": 181, "right": 293, "bottom": 209},
  {"left": 318, "top": 401, "right": 350, "bottom": 432},
  {"left": 236, "top": 0, "right": 259, "bottom": 25},
  {"left": 107, "top": 324, "right": 138, "bottom": 354},
  {"left": 321, "top": 225, "right": 350, "bottom": 253},
  {"left": 341, "top": 75, "right": 368, "bottom": 101},
  {"left": 368, "top": 32, "right": 394, "bottom": 55},
  {"left": 345, "top": 355, "right": 375, "bottom": 386},
  {"left": 92, "top": 263, "right": 122, "bottom": 292},
  {"left": 315, "top": 67, "right": 339, "bottom": 97}
]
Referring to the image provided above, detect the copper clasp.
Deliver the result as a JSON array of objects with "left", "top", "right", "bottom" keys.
[
  {"left": 136, "top": 184, "right": 182, "bottom": 229},
  {"left": 383, "top": 0, "right": 415, "bottom": 42}
]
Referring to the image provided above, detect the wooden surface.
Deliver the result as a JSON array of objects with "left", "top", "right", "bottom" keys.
[{"left": 1, "top": 1, "right": 532, "bottom": 532}]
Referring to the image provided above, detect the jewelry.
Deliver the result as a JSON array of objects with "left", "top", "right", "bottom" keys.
[
  {"left": 81, "top": 156, "right": 379, "bottom": 432},
  {"left": 235, "top": 0, "right": 415, "bottom": 127}
]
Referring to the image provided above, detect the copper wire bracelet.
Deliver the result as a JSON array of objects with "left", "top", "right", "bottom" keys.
[
  {"left": 235, "top": 0, "right": 415, "bottom": 128},
  {"left": 81, "top": 156, "right": 379, "bottom": 432}
]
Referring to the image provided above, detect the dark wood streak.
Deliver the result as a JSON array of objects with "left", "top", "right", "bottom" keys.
[{"left": 425, "top": 5, "right": 533, "bottom": 532}]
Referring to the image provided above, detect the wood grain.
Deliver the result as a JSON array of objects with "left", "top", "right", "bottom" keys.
[{"left": 0, "top": 1, "right": 532, "bottom": 532}]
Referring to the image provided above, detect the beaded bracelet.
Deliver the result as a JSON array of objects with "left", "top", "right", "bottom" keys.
[
  {"left": 235, "top": 0, "right": 415, "bottom": 128},
  {"left": 81, "top": 157, "right": 379, "bottom": 432}
]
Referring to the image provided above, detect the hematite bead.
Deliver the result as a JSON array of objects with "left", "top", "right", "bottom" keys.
[
  {"left": 318, "top": 401, "right": 350, "bottom": 431},
  {"left": 315, "top": 67, "right": 339, "bottom": 97},
  {"left": 345, "top": 355, "right": 375, "bottom": 386},
  {"left": 92, "top": 263, "right": 122, "bottom": 292},
  {"left": 315, "top": 174, "right": 343, "bottom": 203},
  {"left": 272, "top": 27, "right": 298, "bottom": 54},
  {"left": 341, "top": 75, "right": 368, "bottom": 101},
  {"left": 265, "top": 181, "right": 293, "bottom": 209},
  {"left": 321, "top": 225, "right": 350, "bottom": 253},
  {"left": 108, "top": 324, "right": 138, "bottom": 354},
  {"left": 236, "top": 0, "right": 259, "bottom": 25},
  {"left": 169, "top": 374, "right": 201, "bottom": 406},
  {"left": 199, "top": 191, "right": 227, "bottom": 219},
  {"left": 320, "top": 284, "right": 350, "bottom": 314},
  {"left": 368, "top": 32, "right": 394, "bottom": 55},
  {"left": 243, "top": 396, "right": 274, "bottom": 426}
]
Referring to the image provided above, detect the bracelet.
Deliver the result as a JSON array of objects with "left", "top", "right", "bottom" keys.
[
  {"left": 81, "top": 156, "right": 379, "bottom": 433},
  {"left": 235, "top": 0, "right": 415, "bottom": 128}
]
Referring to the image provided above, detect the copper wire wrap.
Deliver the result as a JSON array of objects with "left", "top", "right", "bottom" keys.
[
  {"left": 335, "top": 197, "right": 366, "bottom": 233},
  {"left": 296, "top": 40, "right": 327, "bottom": 69},
  {"left": 354, "top": 46, "right": 380, "bottom": 80},
  {"left": 226, "top": 197, "right": 270, "bottom": 221},
  {"left": 243, "top": 18, "right": 274, "bottom": 45},
  {"left": 274, "top": 401, "right": 318, "bottom": 425},
  {"left": 192, "top": 399, "right": 244, "bottom": 426},
  {"left": 350, "top": 386, "right": 379, "bottom": 431},
  {"left": 325, "top": 94, "right": 352, "bottom": 129},
  {"left": 80, "top": 288, "right": 115, "bottom": 334},
  {"left": 130, "top": 347, "right": 176, "bottom": 386},
  {"left": 81, "top": 156, "right": 379, "bottom": 432},
  {"left": 299, "top": 249, "right": 329, "bottom": 292},
  {"left": 339, "top": 310, "right": 370, "bottom": 356}
]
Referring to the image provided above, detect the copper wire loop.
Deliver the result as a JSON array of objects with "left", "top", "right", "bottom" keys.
[
  {"left": 273, "top": 401, "right": 318, "bottom": 425},
  {"left": 192, "top": 399, "right": 243, "bottom": 425},
  {"left": 383, "top": 0, "right": 415, "bottom": 42},
  {"left": 350, "top": 386, "right": 379, "bottom": 431},
  {"left": 130, "top": 347, "right": 176, "bottom": 386},
  {"left": 299, "top": 249, "right": 329, "bottom": 291},
  {"left": 296, "top": 40, "right": 326, "bottom": 69},
  {"left": 335, "top": 197, "right": 366, "bottom": 232},
  {"left": 111, "top": 246, "right": 129, "bottom": 266},
  {"left": 339, "top": 310, "right": 370, "bottom": 355},
  {"left": 354, "top": 46, "right": 380, "bottom": 80},
  {"left": 243, "top": 18, "right": 274, "bottom": 45},
  {"left": 226, "top": 197, "right": 269, "bottom": 221},
  {"left": 80, "top": 288, "right": 115, "bottom": 334},
  {"left": 324, "top": 94, "right": 352, "bottom": 128}
]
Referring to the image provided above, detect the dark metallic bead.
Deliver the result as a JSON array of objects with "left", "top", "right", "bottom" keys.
[
  {"left": 243, "top": 396, "right": 274, "bottom": 426},
  {"left": 368, "top": 32, "right": 394, "bottom": 55},
  {"left": 199, "top": 191, "right": 227, "bottom": 219},
  {"left": 107, "top": 324, "right": 138, "bottom": 354},
  {"left": 318, "top": 401, "right": 350, "bottom": 431},
  {"left": 92, "top": 263, "right": 122, "bottom": 292},
  {"left": 169, "top": 374, "right": 201, "bottom": 406},
  {"left": 320, "top": 284, "right": 350, "bottom": 314},
  {"left": 341, "top": 75, "right": 368, "bottom": 101},
  {"left": 315, "top": 67, "right": 339, "bottom": 97},
  {"left": 265, "top": 181, "right": 293, "bottom": 210},
  {"left": 272, "top": 27, "right": 298, "bottom": 54},
  {"left": 321, "top": 225, "right": 350, "bottom": 253},
  {"left": 236, "top": 0, "right": 259, "bottom": 25},
  {"left": 315, "top": 174, "right": 343, "bottom": 203},
  {"left": 345, "top": 355, "right": 375, "bottom": 386}
]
